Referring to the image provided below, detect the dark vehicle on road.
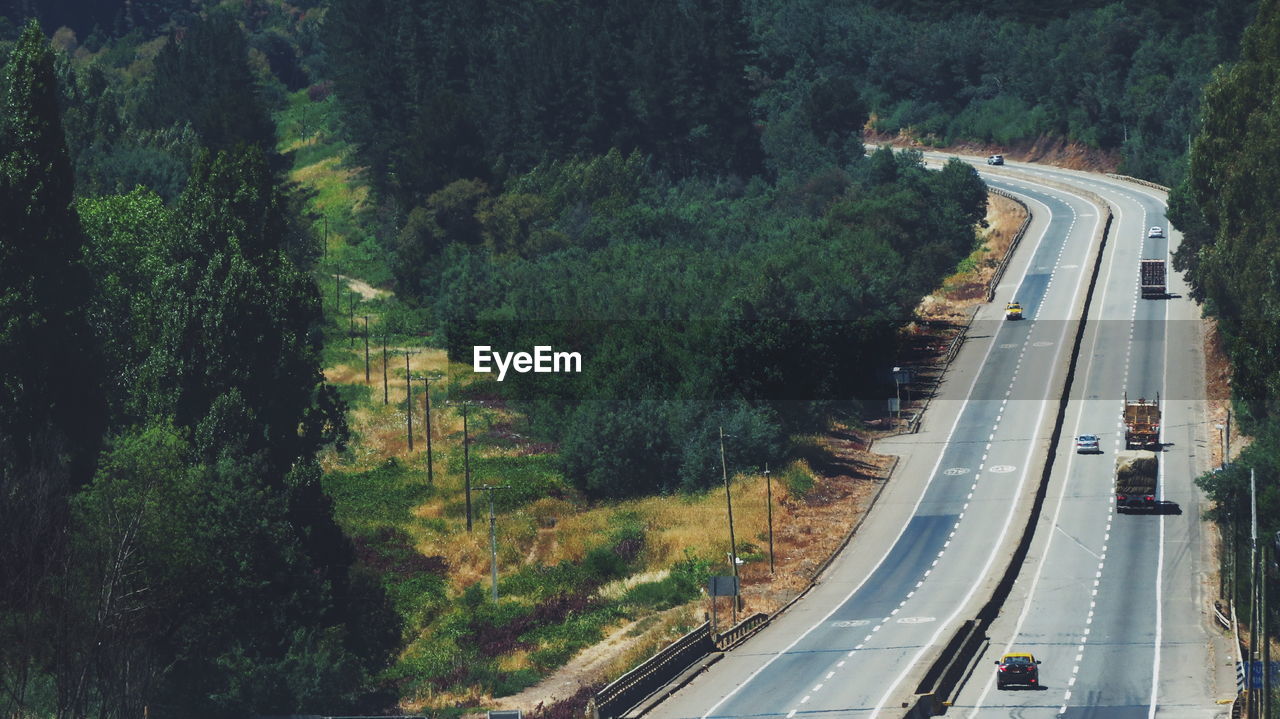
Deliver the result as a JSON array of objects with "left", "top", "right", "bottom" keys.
[{"left": 996, "top": 653, "right": 1041, "bottom": 689}]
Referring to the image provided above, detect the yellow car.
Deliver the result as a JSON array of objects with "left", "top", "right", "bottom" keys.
[
  {"left": 995, "top": 652, "right": 1041, "bottom": 689},
  {"left": 1005, "top": 301, "right": 1023, "bottom": 320}
]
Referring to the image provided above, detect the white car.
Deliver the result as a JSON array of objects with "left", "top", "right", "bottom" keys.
[
  {"left": 987, "top": 154, "right": 1004, "bottom": 165},
  {"left": 1148, "top": 226, "right": 1163, "bottom": 238},
  {"left": 1075, "top": 434, "right": 1101, "bottom": 454}
]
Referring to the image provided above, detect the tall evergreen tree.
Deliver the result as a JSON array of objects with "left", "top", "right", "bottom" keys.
[
  {"left": 0, "top": 19, "right": 105, "bottom": 713},
  {"left": 140, "top": 13, "right": 276, "bottom": 153},
  {"left": 1174, "top": 0, "right": 1280, "bottom": 420}
]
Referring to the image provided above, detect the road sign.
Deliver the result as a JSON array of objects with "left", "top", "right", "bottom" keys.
[
  {"left": 708, "top": 576, "right": 739, "bottom": 597},
  {"left": 1240, "top": 661, "right": 1280, "bottom": 688}
]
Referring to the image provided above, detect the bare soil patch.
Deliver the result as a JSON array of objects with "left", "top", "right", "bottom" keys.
[
  {"left": 340, "top": 274, "right": 391, "bottom": 300},
  {"left": 864, "top": 129, "right": 1121, "bottom": 174}
]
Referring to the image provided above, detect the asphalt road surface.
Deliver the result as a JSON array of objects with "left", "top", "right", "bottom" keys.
[{"left": 643, "top": 159, "right": 1224, "bottom": 719}]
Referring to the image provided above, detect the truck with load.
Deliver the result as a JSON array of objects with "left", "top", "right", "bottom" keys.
[
  {"left": 1115, "top": 450, "right": 1159, "bottom": 512},
  {"left": 1123, "top": 392, "right": 1161, "bottom": 449},
  {"left": 1140, "top": 258, "right": 1166, "bottom": 298}
]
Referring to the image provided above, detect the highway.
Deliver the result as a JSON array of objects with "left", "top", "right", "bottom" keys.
[
  {"left": 643, "top": 159, "right": 1225, "bottom": 719},
  {"left": 946, "top": 164, "right": 1228, "bottom": 719}
]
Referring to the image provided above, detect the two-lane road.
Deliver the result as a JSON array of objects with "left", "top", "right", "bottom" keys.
[{"left": 942, "top": 163, "right": 1226, "bottom": 719}]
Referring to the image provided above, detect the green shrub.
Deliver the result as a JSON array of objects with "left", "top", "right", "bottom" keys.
[
  {"left": 332, "top": 382, "right": 372, "bottom": 407},
  {"left": 782, "top": 464, "right": 814, "bottom": 498},
  {"left": 322, "top": 458, "right": 432, "bottom": 526}
]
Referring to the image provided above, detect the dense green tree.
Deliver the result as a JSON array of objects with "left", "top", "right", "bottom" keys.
[
  {"left": 140, "top": 14, "right": 276, "bottom": 153},
  {"left": 0, "top": 20, "right": 105, "bottom": 714},
  {"left": 325, "top": 0, "right": 763, "bottom": 205},
  {"left": 1173, "top": 0, "right": 1280, "bottom": 420}
]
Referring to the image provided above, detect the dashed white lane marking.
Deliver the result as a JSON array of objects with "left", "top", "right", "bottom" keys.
[
  {"left": 813, "top": 684, "right": 823, "bottom": 692},
  {"left": 787, "top": 711, "right": 797, "bottom": 718},
  {"left": 800, "top": 696, "right": 810, "bottom": 704}
]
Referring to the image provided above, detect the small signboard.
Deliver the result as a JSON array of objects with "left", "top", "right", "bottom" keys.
[
  {"left": 887, "top": 397, "right": 900, "bottom": 413},
  {"left": 1242, "top": 661, "right": 1280, "bottom": 688},
  {"left": 708, "top": 576, "right": 739, "bottom": 597},
  {"left": 489, "top": 711, "right": 523, "bottom": 719}
]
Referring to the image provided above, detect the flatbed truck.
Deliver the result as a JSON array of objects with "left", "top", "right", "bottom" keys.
[
  {"left": 1140, "top": 258, "right": 1166, "bottom": 298},
  {"left": 1116, "top": 450, "right": 1159, "bottom": 512}
]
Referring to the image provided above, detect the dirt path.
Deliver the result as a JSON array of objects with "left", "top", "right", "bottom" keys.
[
  {"left": 488, "top": 613, "right": 678, "bottom": 713},
  {"left": 339, "top": 274, "right": 391, "bottom": 300}
]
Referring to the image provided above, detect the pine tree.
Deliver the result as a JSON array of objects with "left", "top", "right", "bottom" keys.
[{"left": 0, "top": 19, "right": 106, "bottom": 711}]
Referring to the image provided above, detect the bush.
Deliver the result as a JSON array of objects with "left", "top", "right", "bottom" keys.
[
  {"left": 624, "top": 554, "right": 711, "bottom": 610},
  {"left": 782, "top": 463, "right": 815, "bottom": 498}
]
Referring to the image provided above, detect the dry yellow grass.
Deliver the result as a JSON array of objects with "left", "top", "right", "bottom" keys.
[
  {"left": 917, "top": 191, "right": 1028, "bottom": 322},
  {"left": 320, "top": 324, "right": 895, "bottom": 714},
  {"left": 600, "top": 606, "right": 699, "bottom": 681}
]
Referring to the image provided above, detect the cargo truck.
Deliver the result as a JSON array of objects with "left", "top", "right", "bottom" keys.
[
  {"left": 1115, "top": 450, "right": 1159, "bottom": 512},
  {"left": 1140, "top": 258, "right": 1166, "bottom": 298},
  {"left": 1123, "top": 392, "right": 1161, "bottom": 449}
]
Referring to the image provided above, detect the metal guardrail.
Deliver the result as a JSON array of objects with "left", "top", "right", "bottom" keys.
[
  {"left": 593, "top": 622, "right": 715, "bottom": 719},
  {"left": 986, "top": 187, "right": 1032, "bottom": 303},
  {"left": 1105, "top": 173, "right": 1171, "bottom": 193},
  {"left": 714, "top": 612, "right": 768, "bottom": 650},
  {"left": 894, "top": 186, "right": 1027, "bottom": 437},
  {"left": 593, "top": 453, "right": 903, "bottom": 719},
  {"left": 899, "top": 306, "right": 978, "bottom": 436}
]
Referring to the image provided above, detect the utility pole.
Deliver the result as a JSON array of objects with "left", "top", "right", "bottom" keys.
[
  {"left": 404, "top": 351, "right": 414, "bottom": 452},
  {"left": 1264, "top": 543, "right": 1272, "bottom": 719},
  {"left": 1218, "top": 424, "right": 1227, "bottom": 471},
  {"left": 720, "top": 426, "right": 739, "bottom": 624},
  {"left": 334, "top": 267, "right": 341, "bottom": 308},
  {"left": 1231, "top": 486, "right": 1239, "bottom": 605},
  {"left": 478, "top": 485, "right": 509, "bottom": 601},
  {"left": 382, "top": 334, "right": 389, "bottom": 405},
  {"left": 463, "top": 403, "right": 473, "bottom": 531},
  {"left": 1251, "top": 468, "right": 1259, "bottom": 719},
  {"left": 348, "top": 292, "right": 356, "bottom": 348},
  {"left": 764, "top": 462, "right": 775, "bottom": 575},
  {"left": 362, "top": 316, "right": 370, "bottom": 384},
  {"left": 419, "top": 373, "right": 436, "bottom": 484},
  {"left": 1227, "top": 409, "right": 1233, "bottom": 468}
]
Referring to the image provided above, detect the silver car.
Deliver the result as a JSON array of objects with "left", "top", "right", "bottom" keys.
[
  {"left": 1148, "top": 226, "right": 1163, "bottom": 238},
  {"left": 1075, "top": 434, "right": 1101, "bottom": 453}
]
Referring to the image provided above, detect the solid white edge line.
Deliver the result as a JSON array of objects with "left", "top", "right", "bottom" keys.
[
  {"left": 694, "top": 253, "right": 1034, "bottom": 718},
  {"left": 1149, "top": 208, "right": 1172, "bottom": 719},
  {"left": 871, "top": 180, "right": 1095, "bottom": 718},
  {"left": 700, "top": 161, "right": 1066, "bottom": 719},
  {"left": 964, "top": 183, "right": 1111, "bottom": 718}
]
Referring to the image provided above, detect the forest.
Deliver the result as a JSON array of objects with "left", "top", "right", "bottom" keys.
[
  {"left": 1169, "top": 0, "right": 1280, "bottom": 621},
  {"left": 0, "top": 0, "right": 1270, "bottom": 715}
]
